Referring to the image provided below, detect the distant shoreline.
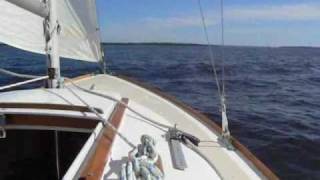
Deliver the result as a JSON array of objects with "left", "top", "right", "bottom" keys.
[
  {"left": 102, "top": 42, "right": 205, "bottom": 46},
  {"left": 1, "top": 42, "right": 319, "bottom": 49},
  {"left": 102, "top": 42, "right": 320, "bottom": 49}
]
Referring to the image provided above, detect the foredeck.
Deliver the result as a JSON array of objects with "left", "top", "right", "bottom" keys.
[
  {"left": 101, "top": 99, "right": 221, "bottom": 179},
  {"left": 0, "top": 74, "right": 277, "bottom": 179},
  {"left": 73, "top": 74, "right": 274, "bottom": 180}
]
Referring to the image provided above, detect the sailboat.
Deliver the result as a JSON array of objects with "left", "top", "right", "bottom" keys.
[{"left": 0, "top": 0, "right": 278, "bottom": 179}]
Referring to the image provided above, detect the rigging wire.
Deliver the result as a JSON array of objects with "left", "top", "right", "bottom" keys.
[
  {"left": 197, "top": 0, "right": 232, "bottom": 145},
  {"left": 0, "top": 65, "right": 227, "bottom": 176},
  {"left": 220, "top": 0, "right": 226, "bottom": 97},
  {"left": 0, "top": 68, "right": 41, "bottom": 79},
  {"left": 65, "top": 78, "right": 172, "bottom": 131},
  {"left": 65, "top": 77, "right": 224, "bottom": 177},
  {"left": 66, "top": 77, "right": 221, "bottom": 144},
  {"left": 65, "top": 84, "right": 136, "bottom": 148},
  {"left": 196, "top": 0, "right": 222, "bottom": 98},
  {"left": 0, "top": 76, "right": 48, "bottom": 91}
]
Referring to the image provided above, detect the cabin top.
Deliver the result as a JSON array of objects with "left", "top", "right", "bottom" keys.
[{"left": 0, "top": 88, "right": 120, "bottom": 120}]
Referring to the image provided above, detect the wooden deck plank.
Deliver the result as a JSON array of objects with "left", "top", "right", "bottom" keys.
[
  {"left": 4, "top": 114, "right": 99, "bottom": 129},
  {"left": 79, "top": 98, "right": 129, "bottom": 180},
  {"left": 0, "top": 102, "right": 103, "bottom": 114}
]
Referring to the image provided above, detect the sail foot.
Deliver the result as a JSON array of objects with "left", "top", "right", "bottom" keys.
[{"left": 6, "top": 0, "right": 49, "bottom": 17}]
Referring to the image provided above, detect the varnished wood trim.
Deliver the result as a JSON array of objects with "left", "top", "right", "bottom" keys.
[
  {"left": 68, "top": 74, "right": 94, "bottom": 83},
  {"left": 118, "top": 75, "right": 279, "bottom": 180},
  {"left": 233, "top": 139, "right": 278, "bottom": 179},
  {"left": 0, "top": 103, "right": 103, "bottom": 114},
  {"left": 80, "top": 98, "right": 129, "bottom": 180},
  {"left": 4, "top": 114, "right": 99, "bottom": 129}
]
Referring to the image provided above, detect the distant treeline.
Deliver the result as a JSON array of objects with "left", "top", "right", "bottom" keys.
[
  {"left": 0, "top": 42, "right": 319, "bottom": 49},
  {"left": 102, "top": 42, "right": 206, "bottom": 46},
  {"left": 102, "top": 42, "right": 320, "bottom": 49}
]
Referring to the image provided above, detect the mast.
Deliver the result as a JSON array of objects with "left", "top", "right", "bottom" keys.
[
  {"left": 4, "top": 0, "right": 61, "bottom": 88},
  {"left": 46, "top": 0, "right": 61, "bottom": 88}
]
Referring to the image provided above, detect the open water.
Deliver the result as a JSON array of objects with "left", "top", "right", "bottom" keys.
[{"left": 0, "top": 44, "right": 319, "bottom": 179}]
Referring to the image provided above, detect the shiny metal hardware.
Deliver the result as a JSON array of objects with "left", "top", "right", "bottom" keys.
[{"left": 0, "top": 114, "right": 6, "bottom": 139}]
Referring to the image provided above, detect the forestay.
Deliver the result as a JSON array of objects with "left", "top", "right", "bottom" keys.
[{"left": 0, "top": 0, "right": 102, "bottom": 62}]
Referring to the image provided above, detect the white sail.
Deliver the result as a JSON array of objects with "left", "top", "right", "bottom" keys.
[
  {"left": 0, "top": 1, "right": 45, "bottom": 56},
  {"left": 0, "top": 0, "right": 102, "bottom": 62},
  {"left": 57, "top": 0, "right": 102, "bottom": 62}
]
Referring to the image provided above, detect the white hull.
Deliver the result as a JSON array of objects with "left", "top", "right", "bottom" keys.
[{"left": 0, "top": 74, "right": 277, "bottom": 180}]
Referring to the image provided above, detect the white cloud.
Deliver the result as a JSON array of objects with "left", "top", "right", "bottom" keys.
[
  {"left": 139, "top": 3, "right": 320, "bottom": 28},
  {"left": 112, "top": 3, "right": 320, "bottom": 32},
  {"left": 141, "top": 16, "right": 217, "bottom": 29},
  {"left": 226, "top": 3, "right": 320, "bottom": 21},
  {"left": 102, "top": 3, "right": 320, "bottom": 45},
  {"left": 103, "top": 22, "right": 183, "bottom": 42}
]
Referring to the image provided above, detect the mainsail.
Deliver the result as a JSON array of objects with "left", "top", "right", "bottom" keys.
[{"left": 0, "top": 0, "right": 102, "bottom": 62}]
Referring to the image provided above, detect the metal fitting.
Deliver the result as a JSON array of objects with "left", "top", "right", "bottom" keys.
[{"left": 0, "top": 114, "right": 6, "bottom": 139}]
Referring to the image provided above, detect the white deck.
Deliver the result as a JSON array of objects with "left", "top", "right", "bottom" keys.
[
  {"left": 0, "top": 74, "right": 268, "bottom": 180},
  {"left": 103, "top": 100, "right": 220, "bottom": 180},
  {"left": 76, "top": 74, "right": 265, "bottom": 180}
]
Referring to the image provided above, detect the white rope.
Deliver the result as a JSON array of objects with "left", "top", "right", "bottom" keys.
[
  {"left": 66, "top": 78, "right": 223, "bottom": 141},
  {"left": 65, "top": 78, "right": 172, "bottom": 131},
  {"left": 65, "top": 85, "right": 136, "bottom": 148},
  {"left": 0, "top": 68, "right": 42, "bottom": 79},
  {"left": 0, "top": 76, "right": 48, "bottom": 91},
  {"left": 65, "top": 77, "right": 226, "bottom": 176},
  {"left": 0, "top": 68, "right": 48, "bottom": 91}
]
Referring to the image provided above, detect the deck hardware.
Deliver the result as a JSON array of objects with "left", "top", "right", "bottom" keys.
[
  {"left": 89, "top": 84, "right": 95, "bottom": 90},
  {"left": 168, "top": 136, "right": 187, "bottom": 170},
  {"left": 168, "top": 125, "right": 200, "bottom": 146},
  {"left": 48, "top": 67, "right": 56, "bottom": 79},
  {"left": 58, "top": 77, "right": 64, "bottom": 88},
  {"left": 0, "top": 127, "right": 6, "bottom": 139},
  {"left": 167, "top": 125, "right": 200, "bottom": 170},
  {"left": 219, "top": 97, "right": 234, "bottom": 150},
  {"left": 0, "top": 114, "right": 6, "bottom": 139},
  {"left": 121, "top": 134, "right": 164, "bottom": 180}
]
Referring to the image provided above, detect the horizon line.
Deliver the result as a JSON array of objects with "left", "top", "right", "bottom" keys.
[
  {"left": 101, "top": 42, "right": 320, "bottom": 48},
  {"left": 1, "top": 42, "right": 319, "bottom": 48}
]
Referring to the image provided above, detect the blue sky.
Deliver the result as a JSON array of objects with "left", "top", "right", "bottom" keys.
[{"left": 96, "top": 0, "right": 320, "bottom": 46}]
